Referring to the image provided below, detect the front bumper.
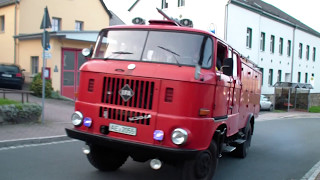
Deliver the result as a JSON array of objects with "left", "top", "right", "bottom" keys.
[{"left": 65, "top": 128, "right": 198, "bottom": 160}]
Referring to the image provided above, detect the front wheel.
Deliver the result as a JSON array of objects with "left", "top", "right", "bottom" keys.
[
  {"left": 179, "top": 141, "right": 218, "bottom": 180},
  {"left": 86, "top": 144, "right": 128, "bottom": 171}
]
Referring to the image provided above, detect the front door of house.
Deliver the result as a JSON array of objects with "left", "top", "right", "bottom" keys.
[{"left": 61, "top": 48, "right": 86, "bottom": 100}]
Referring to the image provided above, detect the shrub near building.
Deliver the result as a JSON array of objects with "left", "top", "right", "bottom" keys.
[
  {"left": 0, "top": 98, "right": 42, "bottom": 124},
  {"left": 30, "top": 73, "right": 53, "bottom": 98}
]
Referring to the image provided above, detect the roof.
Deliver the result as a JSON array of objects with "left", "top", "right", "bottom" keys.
[
  {"left": 273, "top": 82, "right": 313, "bottom": 89},
  {"left": 109, "top": 10, "right": 125, "bottom": 26},
  {"left": 0, "top": 0, "right": 18, "bottom": 7},
  {"left": 230, "top": 0, "right": 320, "bottom": 38}
]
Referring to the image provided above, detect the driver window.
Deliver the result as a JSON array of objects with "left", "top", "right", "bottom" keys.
[{"left": 216, "top": 43, "right": 227, "bottom": 71}]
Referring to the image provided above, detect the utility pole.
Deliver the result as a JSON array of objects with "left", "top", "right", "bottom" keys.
[{"left": 40, "top": 7, "right": 51, "bottom": 123}]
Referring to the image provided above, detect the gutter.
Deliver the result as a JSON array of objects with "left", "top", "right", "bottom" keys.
[{"left": 14, "top": 0, "right": 18, "bottom": 64}]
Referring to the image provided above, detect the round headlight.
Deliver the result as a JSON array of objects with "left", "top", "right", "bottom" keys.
[
  {"left": 71, "top": 111, "right": 83, "bottom": 126},
  {"left": 171, "top": 128, "right": 188, "bottom": 145}
]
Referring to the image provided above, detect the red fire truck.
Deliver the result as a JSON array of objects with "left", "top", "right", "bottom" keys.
[{"left": 66, "top": 10, "right": 262, "bottom": 180}]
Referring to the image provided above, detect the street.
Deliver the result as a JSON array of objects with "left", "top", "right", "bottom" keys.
[{"left": 0, "top": 117, "right": 319, "bottom": 180}]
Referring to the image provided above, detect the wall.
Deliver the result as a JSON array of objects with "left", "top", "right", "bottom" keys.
[
  {"left": 19, "top": 0, "right": 109, "bottom": 34},
  {"left": 0, "top": 4, "right": 15, "bottom": 64},
  {"left": 17, "top": 37, "right": 92, "bottom": 91}
]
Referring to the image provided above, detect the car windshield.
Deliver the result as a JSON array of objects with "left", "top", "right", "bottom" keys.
[
  {"left": 92, "top": 30, "right": 213, "bottom": 68},
  {"left": 0, "top": 65, "right": 19, "bottom": 73}
]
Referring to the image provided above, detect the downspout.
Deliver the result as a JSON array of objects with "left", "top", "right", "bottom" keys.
[
  {"left": 14, "top": 0, "right": 18, "bottom": 64},
  {"left": 224, "top": 1, "right": 229, "bottom": 41},
  {"left": 290, "top": 26, "right": 296, "bottom": 82}
]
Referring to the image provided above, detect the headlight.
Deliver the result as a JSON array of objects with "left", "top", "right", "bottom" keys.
[
  {"left": 71, "top": 111, "right": 83, "bottom": 126},
  {"left": 171, "top": 128, "right": 188, "bottom": 145}
]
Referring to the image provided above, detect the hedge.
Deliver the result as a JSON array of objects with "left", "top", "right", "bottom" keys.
[{"left": 0, "top": 103, "right": 42, "bottom": 124}]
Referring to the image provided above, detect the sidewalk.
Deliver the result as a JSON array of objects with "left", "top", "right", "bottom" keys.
[
  {"left": 0, "top": 92, "right": 74, "bottom": 145},
  {"left": 0, "top": 92, "right": 319, "bottom": 180}
]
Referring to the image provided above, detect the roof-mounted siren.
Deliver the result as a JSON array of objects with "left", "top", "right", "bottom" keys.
[
  {"left": 180, "top": 19, "right": 193, "bottom": 27},
  {"left": 132, "top": 17, "right": 146, "bottom": 25}
]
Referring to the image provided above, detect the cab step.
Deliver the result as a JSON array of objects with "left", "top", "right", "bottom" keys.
[
  {"left": 222, "top": 144, "right": 236, "bottom": 153},
  {"left": 234, "top": 139, "right": 246, "bottom": 144}
]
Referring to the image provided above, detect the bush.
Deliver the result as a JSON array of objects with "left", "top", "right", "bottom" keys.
[
  {"left": 30, "top": 73, "right": 53, "bottom": 98},
  {"left": 309, "top": 106, "right": 320, "bottom": 113},
  {"left": 0, "top": 103, "right": 42, "bottom": 124}
]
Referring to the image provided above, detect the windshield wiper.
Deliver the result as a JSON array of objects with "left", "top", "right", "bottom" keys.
[
  {"left": 157, "top": 46, "right": 181, "bottom": 67},
  {"left": 112, "top": 51, "right": 133, "bottom": 55},
  {"left": 104, "top": 51, "right": 134, "bottom": 60}
]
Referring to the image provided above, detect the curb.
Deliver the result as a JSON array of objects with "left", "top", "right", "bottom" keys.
[
  {"left": 0, "top": 135, "right": 71, "bottom": 148},
  {"left": 301, "top": 161, "right": 320, "bottom": 180}
]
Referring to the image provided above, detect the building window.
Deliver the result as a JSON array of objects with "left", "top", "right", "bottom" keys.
[
  {"left": 75, "top": 21, "right": 83, "bottom": 31},
  {"left": 306, "top": 45, "right": 310, "bottom": 60},
  {"left": 305, "top": 73, "right": 308, "bottom": 83},
  {"left": 31, "top": 56, "right": 39, "bottom": 75},
  {"left": 52, "top": 17, "right": 61, "bottom": 31},
  {"left": 246, "top": 28, "right": 252, "bottom": 48},
  {"left": 279, "top": 38, "right": 283, "bottom": 55},
  {"left": 298, "top": 72, "right": 301, "bottom": 83},
  {"left": 299, "top": 43, "right": 303, "bottom": 59},
  {"left": 161, "top": 0, "right": 168, "bottom": 9},
  {"left": 268, "top": 69, "right": 273, "bottom": 86},
  {"left": 260, "top": 68, "right": 264, "bottom": 85},
  {"left": 277, "top": 70, "right": 282, "bottom": 82},
  {"left": 0, "top": 15, "right": 4, "bottom": 32},
  {"left": 270, "top": 35, "right": 275, "bottom": 53},
  {"left": 178, "top": 0, "right": 185, "bottom": 7},
  {"left": 313, "top": 47, "right": 316, "bottom": 61},
  {"left": 287, "top": 40, "right": 291, "bottom": 56},
  {"left": 260, "top": 32, "right": 265, "bottom": 51}
]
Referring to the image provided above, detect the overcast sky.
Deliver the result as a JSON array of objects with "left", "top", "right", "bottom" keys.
[
  {"left": 105, "top": 0, "right": 320, "bottom": 33},
  {"left": 263, "top": 0, "right": 320, "bottom": 32}
]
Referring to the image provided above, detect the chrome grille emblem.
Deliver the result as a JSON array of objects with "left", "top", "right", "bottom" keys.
[{"left": 119, "top": 84, "right": 134, "bottom": 102}]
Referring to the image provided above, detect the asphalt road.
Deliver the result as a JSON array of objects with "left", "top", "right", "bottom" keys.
[{"left": 0, "top": 118, "right": 319, "bottom": 180}]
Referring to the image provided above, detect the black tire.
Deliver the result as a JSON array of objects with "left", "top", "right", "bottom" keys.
[
  {"left": 269, "top": 105, "right": 273, "bottom": 111},
  {"left": 86, "top": 144, "right": 128, "bottom": 171},
  {"left": 179, "top": 141, "right": 218, "bottom": 180},
  {"left": 233, "top": 123, "right": 252, "bottom": 158}
]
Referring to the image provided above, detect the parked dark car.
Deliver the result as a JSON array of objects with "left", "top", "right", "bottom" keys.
[{"left": 0, "top": 63, "right": 25, "bottom": 89}]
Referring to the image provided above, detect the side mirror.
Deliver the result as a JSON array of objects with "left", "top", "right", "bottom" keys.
[
  {"left": 194, "top": 64, "right": 201, "bottom": 80},
  {"left": 221, "top": 58, "right": 233, "bottom": 76},
  {"left": 82, "top": 46, "right": 93, "bottom": 57}
]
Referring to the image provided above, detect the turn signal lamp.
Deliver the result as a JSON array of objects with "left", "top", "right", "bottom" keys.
[
  {"left": 15, "top": 73, "right": 22, "bottom": 77},
  {"left": 199, "top": 108, "right": 210, "bottom": 116}
]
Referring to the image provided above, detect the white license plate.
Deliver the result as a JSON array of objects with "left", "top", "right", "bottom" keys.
[
  {"left": 2, "top": 74, "right": 12, "bottom": 78},
  {"left": 109, "top": 123, "right": 137, "bottom": 136}
]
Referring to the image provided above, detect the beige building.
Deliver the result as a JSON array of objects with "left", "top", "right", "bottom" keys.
[{"left": 0, "top": 0, "right": 113, "bottom": 99}]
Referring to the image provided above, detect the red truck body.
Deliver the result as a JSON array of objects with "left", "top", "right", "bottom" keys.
[{"left": 66, "top": 18, "right": 261, "bottom": 179}]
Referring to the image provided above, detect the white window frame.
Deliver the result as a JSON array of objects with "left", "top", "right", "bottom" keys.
[
  {"left": 246, "top": 28, "right": 252, "bottom": 49},
  {"left": 31, "top": 56, "right": 39, "bottom": 75},
  {"left": 52, "top": 17, "right": 61, "bottom": 31},
  {"left": 270, "top": 35, "right": 275, "bottom": 53},
  {"left": 260, "top": 32, "right": 265, "bottom": 51},
  {"left": 75, "top": 21, "right": 83, "bottom": 31}
]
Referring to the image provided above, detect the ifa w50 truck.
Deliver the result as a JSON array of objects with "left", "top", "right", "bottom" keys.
[{"left": 66, "top": 10, "right": 262, "bottom": 180}]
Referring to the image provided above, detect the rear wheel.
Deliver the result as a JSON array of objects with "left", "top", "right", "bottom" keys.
[
  {"left": 233, "top": 124, "right": 252, "bottom": 158},
  {"left": 179, "top": 141, "right": 218, "bottom": 180},
  {"left": 86, "top": 144, "right": 128, "bottom": 171}
]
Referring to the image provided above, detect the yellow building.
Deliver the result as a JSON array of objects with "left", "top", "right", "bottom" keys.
[{"left": 0, "top": 0, "right": 115, "bottom": 99}]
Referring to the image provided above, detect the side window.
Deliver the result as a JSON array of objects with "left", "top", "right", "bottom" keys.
[
  {"left": 232, "top": 52, "right": 239, "bottom": 77},
  {"left": 216, "top": 43, "right": 227, "bottom": 71}
]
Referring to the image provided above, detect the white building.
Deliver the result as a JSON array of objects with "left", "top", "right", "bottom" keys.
[{"left": 105, "top": 0, "right": 320, "bottom": 95}]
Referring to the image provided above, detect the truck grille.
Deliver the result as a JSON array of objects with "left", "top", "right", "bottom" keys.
[
  {"left": 101, "top": 77, "right": 155, "bottom": 110},
  {"left": 99, "top": 107, "right": 151, "bottom": 126}
]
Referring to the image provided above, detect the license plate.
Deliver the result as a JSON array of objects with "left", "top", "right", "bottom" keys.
[
  {"left": 109, "top": 123, "right": 137, "bottom": 136},
  {"left": 2, "top": 74, "right": 12, "bottom": 78}
]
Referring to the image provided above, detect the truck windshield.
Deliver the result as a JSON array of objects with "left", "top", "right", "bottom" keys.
[{"left": 92, "top": 30, "right": 213, "bottom": 68}]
